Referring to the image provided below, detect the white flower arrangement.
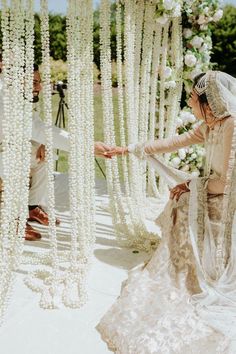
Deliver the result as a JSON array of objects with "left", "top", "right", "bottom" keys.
[
  {"left": 169, "top": 108, "right": 206, "bottom": 174},
  {"left": 170, "top": 144, "right": 205, "bottom": 175},
  {"left": 155, "top": 0, "right": 182, "bottom": 24},
  {"left": 182, "top": 0, "right": 223, "bottom": 90}
]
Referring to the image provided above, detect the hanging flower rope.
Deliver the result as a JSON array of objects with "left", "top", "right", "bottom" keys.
[
  {"left": 24, "top": 0, "right": 95, "bottom": 310},
  {"left": 100, "top": 0, "right": 160, "bottom": 252},
  {"left": 25, "top": 0, "right": 59, "bottom": 310},
  {"left": 147, "top": 24, "right": 162, "bottom": 198},
  {"left": 0, "top": 0, "right": 34, "bottom": 323},
  {"left": 63, "top": 0, "right": 95, "bottom": 308}
]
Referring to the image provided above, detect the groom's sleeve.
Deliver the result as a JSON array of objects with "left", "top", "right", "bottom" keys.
[{"left": 31, "top": 112, "right": 69, "bottom": 152}]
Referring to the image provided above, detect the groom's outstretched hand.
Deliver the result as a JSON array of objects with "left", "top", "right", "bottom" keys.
[
  {"left": 94, "top": 143, "right": 129, "bottom": 158},
  {"left": 94, "top": 142, "right": 115, "bottom": 159}
]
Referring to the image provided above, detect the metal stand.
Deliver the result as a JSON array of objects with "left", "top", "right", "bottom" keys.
[{"left": 53, "top": 88, "right": 106, "bottom": 179}]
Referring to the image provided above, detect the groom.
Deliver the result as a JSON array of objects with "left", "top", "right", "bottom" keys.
[{"left": 0, "top": 61, "right": 113, "bottom": 240}]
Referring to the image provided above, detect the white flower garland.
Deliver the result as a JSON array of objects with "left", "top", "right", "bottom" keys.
[
  {"left": 138, "top": 1, "right": 156, "bottom": 201},
  {"left": 25, "top": 0, "right": 95, "bottom": 310},
  {"left": 0, "top": 0, "right": 34, "bottom": 323},
  {"left": 64, "top": 0, "right": 95, "bottom": 308},
  {"left": 25, "top": 0, "right": 59, "bottom": 310},
  {"left": 147, "top": 24, "right": 162, "bottom": 198},
  {"left": 100, "top": 0, "right": 161, "bottom": 252}
]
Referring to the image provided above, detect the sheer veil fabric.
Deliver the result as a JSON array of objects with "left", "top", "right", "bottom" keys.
[{"left": 97, "top": 71, "right": 236, "bottom": 353}]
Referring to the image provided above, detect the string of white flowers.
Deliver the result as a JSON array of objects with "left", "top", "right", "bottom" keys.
[
  {"left": 157, "top": 21, "right": 170, "bottom": 193},
  {"left": 18, "top": 0, "right": 35, "bottom": 270},
  {"left": 0, "top": 0, "right": 14, "bottom": 324},
  {"left": 63, "top": 0, "right": 95, "bottom": 308},
  {"left": 147, "top": 24, "right": 162, "bottom": 198},
  {"left": 80, "top": 0, "right": 95, "bottom": 254},
  {"left": 133, "top": 0, "right": 144, "bottom": 136},
  {"left": 7, "top": 0, "right": 26, "bottom": 267},
  {"left": 165, "top": 17, "right": 183, "bottom": 139},
  {"left": 116, "top": 0, "right": 142, "bottom": 231},
  {"left": 115, "top": 0, "right": 130, "bottom": 197},
  {"left": 124, "top": 0, "right": 141, "bottom": 205},
  {"left": 26, "top": 0, "right": 59, "bottom": 309},
  {"left": 158, "top": 21, "right": 170, "bottom": 140},
  {"left": 115, "top": 0, "right": 153, "bottom": 248},
  {"left": 100, "top": 0, "right": 130, "bottom": 238},
  {"left": 99, "top": 0, "right": 160, "bottom": 251},
  {"left": 0, "top": 0, "right": 34, "bottom": 323},
  {"left": 138, "top": 1, "right": 156, "bottom": 200}
]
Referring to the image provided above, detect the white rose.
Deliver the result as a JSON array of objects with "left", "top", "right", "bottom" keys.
[
  {"left": 203, "top": 6, "right": 209, "bottom": 14},
  {"left": 190, "top": 36, "right": 204, "bottom": 49},
  {"left": 178, "top": 149, "right": 186, "bottom": 160},
  {"left": 156, "top": 16, "right": 169, "bottom": 25},
  {"left": 163, "top": 0, "right": 175, "bottom": 10},
  {"left": 183, "top": 28, "right": 193, "bottom": 39},
  {"left": 184, "top": 54, "right": 197, "bottom": 67},
  {"left": 199, "top": 43, "right": 208, "bottom": 53},
  {"left": 171, "top": 157, "right": 181, "bottom": 168},
  {"left": 164, "top": 66, "right": 172, "bottom": 79},
  {"left": 191, "top": 153, "right": 197, "bottom": 159},
  {"left": 197, "top": 15, "right": 206, "bottom": 25},
  {"left": 188, "top": 148, "right": 194, "bottom": 154},
  {"left": 213, "top": 9, "right": 223, "bottom": 21}
]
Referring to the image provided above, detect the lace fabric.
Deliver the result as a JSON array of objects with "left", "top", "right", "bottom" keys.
[{"left": 97, "top": 194, "right": 227, "bottom": 353}]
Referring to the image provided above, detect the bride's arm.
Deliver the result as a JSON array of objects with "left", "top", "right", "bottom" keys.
[{"left": 127, "top": 124, "right": 205, "bottom": 158}]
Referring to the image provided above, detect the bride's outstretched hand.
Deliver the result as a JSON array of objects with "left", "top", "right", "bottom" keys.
[{"left": 170, "top": 182, "right": 190, "bottom": 201}]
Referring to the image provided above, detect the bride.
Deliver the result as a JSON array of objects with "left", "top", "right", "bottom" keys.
[{"left": 97, "top": 71, "right": 236, "bottom": 353}]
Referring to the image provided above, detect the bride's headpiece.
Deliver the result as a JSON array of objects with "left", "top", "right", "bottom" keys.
[
  {"left": 193, "top": 74, "right": 207, "bottom": 96},
  {"left": 194, "top": 71, "right": 236, "bottom": 119}
]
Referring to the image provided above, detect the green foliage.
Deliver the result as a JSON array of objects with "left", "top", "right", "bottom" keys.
[
  {"left": 0, "top": 4, "right": 235, "bottom": 79},
  {"left": 43, "top": 58, "right": 67, "bottom": 83},
  {"left": 34, "top": 13, "right": 67, "bottom": 64},
  {"left": 93, "top": 3, "right": 118, "bottom": 70},
  {"left": 210, "top": 5, "right": 236, "bottom": 76}
]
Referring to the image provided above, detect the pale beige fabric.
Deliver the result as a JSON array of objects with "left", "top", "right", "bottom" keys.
[{"left": 142, "top": 118, "right": 234, "bottom": 194}]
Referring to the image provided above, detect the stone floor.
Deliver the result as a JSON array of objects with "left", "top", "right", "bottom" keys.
[{"left": 0, "top": 180, "right": 159, "bottom": 354}]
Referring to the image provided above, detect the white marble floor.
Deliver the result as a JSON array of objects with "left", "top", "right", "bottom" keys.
[{"left": 0, "top": 180, "right": 159, "bottom": 354}]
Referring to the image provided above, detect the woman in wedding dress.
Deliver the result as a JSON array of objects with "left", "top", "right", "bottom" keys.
[{"left": 97, "top": 71, "right": 236, "bottom": 353}]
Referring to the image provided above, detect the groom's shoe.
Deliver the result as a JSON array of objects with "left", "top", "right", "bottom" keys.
[
  {"left": 25, "top": 222, "right": 42, "bottom": 241},
  {"left": 28, "top": 206, "right": 60, "bottom": 226}
]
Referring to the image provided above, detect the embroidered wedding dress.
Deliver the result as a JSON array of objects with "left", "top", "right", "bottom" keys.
[{"left": 97, "top": 71, "right": 236, "bottom": 353}]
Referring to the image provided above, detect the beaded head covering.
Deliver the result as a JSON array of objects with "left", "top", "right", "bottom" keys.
[{"left": 193, "top": 70, "right": 236, "bottom": 120}]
